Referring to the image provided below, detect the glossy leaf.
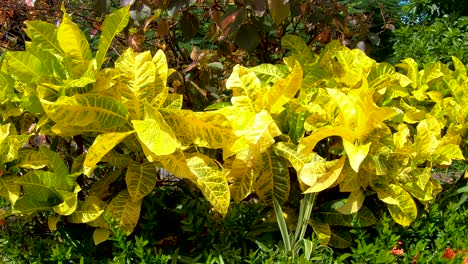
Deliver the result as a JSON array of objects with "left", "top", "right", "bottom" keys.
[
  {"left": 24, "top": 21, "right": 64, "bottom": 56},
  {"left": 57, "top": 7, "right": 92, "bottom": 77},
  {"left": 227, "top": 156, "right": 260, "bottom": 202},
  {"left": 41, "top": 94, "right": 129, "bottom": 131}
]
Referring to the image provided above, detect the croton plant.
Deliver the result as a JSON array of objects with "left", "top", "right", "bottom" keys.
[{"left": 0, "top": 7, "right": 466, "bottom": 246}]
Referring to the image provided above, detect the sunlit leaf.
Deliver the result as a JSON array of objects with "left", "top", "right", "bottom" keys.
[
  {"left": 343, "top": 140, "right": 371, "bottom": 172},
  {"left": 41, "top": 94, "right": 129, "bottom": 130},
  {"left": 133, "top": 103, "right": 180, "bottom": 156},
  {"left": 95, "top": 6, "right": 130, "bottom": 69},
  {"left": 375, "top": 184, "right": 417, "bottom": 226},
  {"left": 303, "top": 156, "right": 346, "bottom": 193}
]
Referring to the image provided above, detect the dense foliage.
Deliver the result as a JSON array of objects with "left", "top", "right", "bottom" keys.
[{"left": 0, "top": 1, "right": 467, "bottom": 263}]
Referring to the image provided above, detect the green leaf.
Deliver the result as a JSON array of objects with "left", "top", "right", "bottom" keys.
[
  {"left": 268, "top": 0, "right": 290, "bottom": 25},
  {"left": 315, "top": 206, "right": 377, "bottom": 227},
  {"left": 5, "top": 52, "right": 47, "bottom": 83},
  {"left": 16, "top": 171, "right": 67, "bottom": 202},
  {"left": 335, "top": 190, "right": 365, "bottom": 214},
  {"left": 15, "top": 149, "right": 49, "bottom": 170},
  {"left": 251, "top": 64, "right": 287, "bottom": 86},
  {"left": 125, "top": 161, "right": 158, "bottom": 202},
  {"left": 106, "top": 189, "right": 142, "bottom": 235},
  {"left": 255, "top": 149, "right": 290, "bottom": 205},
  {"left": 40, "top": 147, "right": 69, "bottom": 178},
  {"left": 186, "top": 153, "right": 230, "bottom": 216},
  {"left": 95, "top": 6, "right": 130, "bottom": 69},
  {"left": 13, "top": 197, "right": 52, "bottom": 215},
  {"left": 281, "top": 35, "right": 317, "bottom": 67},
  {"left": 83, "top": 131, "right": 134, "bottom": 177},
  {"left": 41, "top": 94, "right": 129, "bottom": 130}
]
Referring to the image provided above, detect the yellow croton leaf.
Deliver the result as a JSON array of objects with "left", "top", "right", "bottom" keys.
[
  {"left": 83, "top": 131, "right": 135, "bottom": 177},
  {"left": 68, "top": 196, "right": 107, "bottom": 224},
  {"left": 335, "top": 189, "right": 365, "bottom": 215},
  {"left": 186, "top": 153, "right": 230, "bottom": 216},
  {"left": 106, "top": 189, "right": 142, "bottom": 235},
  {"left": 302, "top": 156, "right": 346, "bottom": 193},
  {"left": 132, "top": 103, "right": 180, "bottom": 157},
  {"left": 226, "top": 65, "right": 264, "bottom": 112},
  {"left": 265, "top": 61, "right": 303, "bottom": 114},
  {"left": 343, "top": 140, "right": 371, "bottom": 172},
  {"left": 125, "top": 161, "right": 158, "bottom": 202},
  {"left": 93, "top": 228, "right": 111, "bottom": 246},
  {"left": 375, "top": 184, "right": 417, "bottom": 226},
  {"left": 225, "top": 109, "right": 282, "bottom": 158},
  {"left": 227, "top": 156, "right": 260, "bottom": 203}
]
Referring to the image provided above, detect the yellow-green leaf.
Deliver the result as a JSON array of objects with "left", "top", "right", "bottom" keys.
[
  {"left": 107, "top": 189, "right": 142, "bottom": 235},
  {"left": 95, "top": 6, "right": 130, "bottom": 69},
  {"left": 83, "top": 131, "right": 134, "bottom": 177},
  {"left": 133, "top": 104, "right": 180, "bottom": 156},
  {"left": 115, "top": 48, "right": 158, "bottom": 119},
  {"left": 335, "top": 189, "right": 365, "bottom": 214},
  {"left": 41, "top": 94, "right": 129, "bottom": 130},
  {"left": 226, "top": 65, "right": 263, "bottom": 112},
  {"left": 255, "top": 149, "right": 290, "bottom": 205},
  {"left": 303, "top": 156, "right": 346, "bottom": 193},
  {"left": 126, "top": 161, "right": 158, "bottom": 202},
  {"left": 343, "top": 140, "right": 371, "bottom": 172},
  {"left": 265, "top": 61, "right": 303, "bottom": 113},
  {"left": 93, "top": 228, "right": 111, "bottom": 245},
  {"left": 53, "top": 188, "right": 80, "bottom": 216},
  {"left": 375, "top": 184, "right": 417, "bottom": 226},
  {"left": 227, "top": 157, "right": 260, "bottom": 202},
  {"left": 186, "top": 153, "right": 230, "bottom": 216},
  {"left": 68, "top": 196, "right": 107, "bottom": 223},
  {"left": 57, "top": 8, "right": 92, "bottom": 77},
  {"left": 160, "top": 109, "right": 235, "bottom": 150},
  {"left": 0, "top": 175, "right": 21, "bottom": 205}
]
